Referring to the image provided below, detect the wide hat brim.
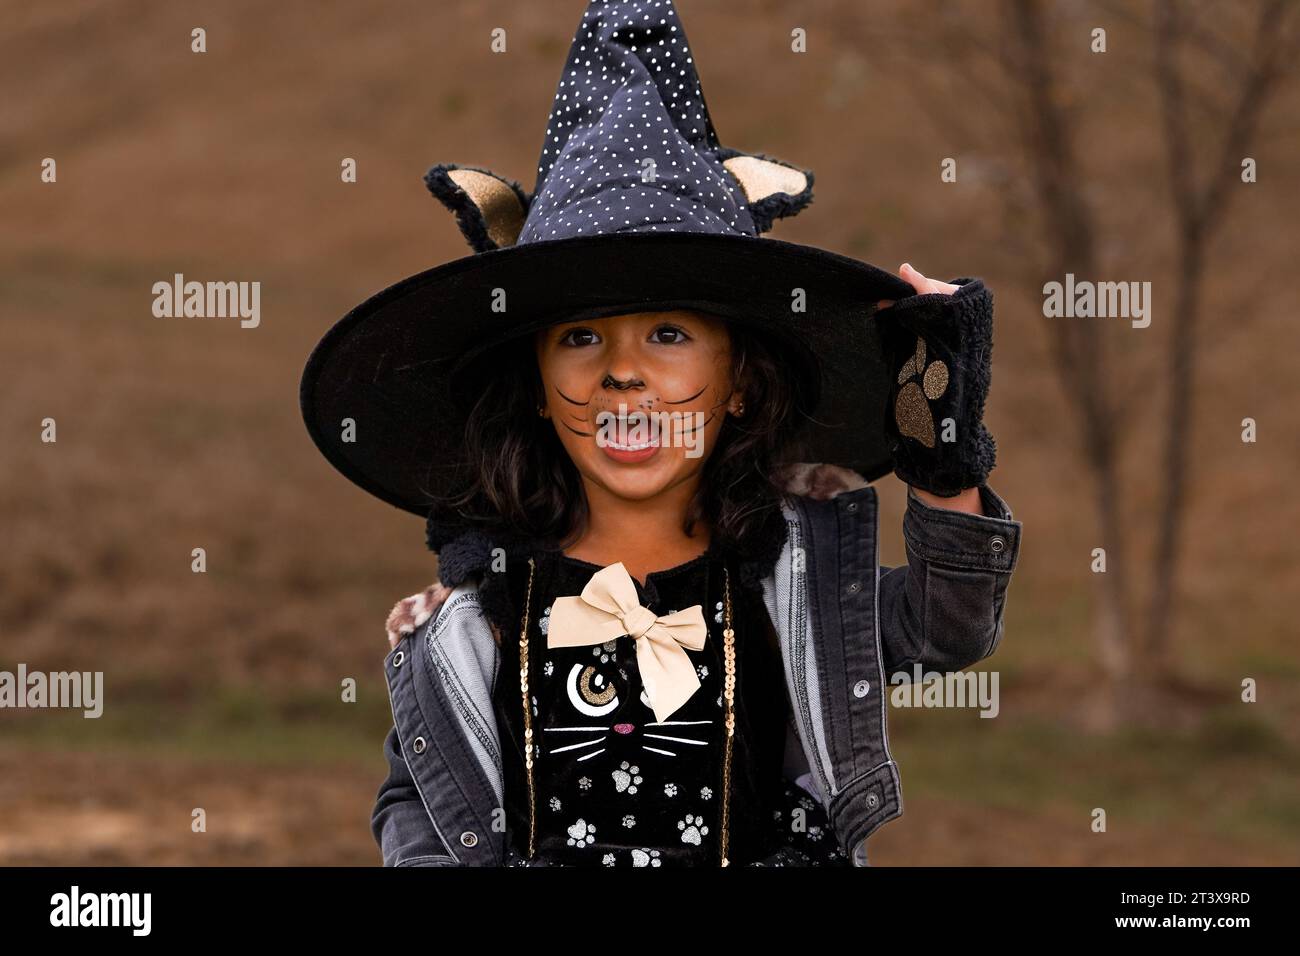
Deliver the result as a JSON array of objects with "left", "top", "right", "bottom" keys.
[{"left": 299, "top": 230, "right": 916, "bottom": 517}]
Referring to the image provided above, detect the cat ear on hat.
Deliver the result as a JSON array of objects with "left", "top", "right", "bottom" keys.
[
  {"left": 717, "top": 147, "right": 815, "bottom": 235},
  {"left": 424, "top": 163, "right": 532, "bottom": 252}
]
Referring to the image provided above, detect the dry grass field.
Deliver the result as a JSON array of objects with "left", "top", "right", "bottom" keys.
[{"left": 2, "top": 0, "right": 1298, "bottom": 864}]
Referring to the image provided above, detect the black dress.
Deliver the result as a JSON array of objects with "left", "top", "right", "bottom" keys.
[{"left": 490, "top": 542, "right": 850, "bottom": 867}]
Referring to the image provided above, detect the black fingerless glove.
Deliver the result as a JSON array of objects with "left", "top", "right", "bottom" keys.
[{"left": 876, "top": 276, "right": 996, "bottom": 497}]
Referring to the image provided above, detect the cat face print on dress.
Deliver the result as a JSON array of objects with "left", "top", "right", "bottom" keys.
[
  {"left": 542, "top": 634, "right": 716, "bottom": 768},
  {"left": 522, "top": 556, "right": 735, "bottom": 866}
]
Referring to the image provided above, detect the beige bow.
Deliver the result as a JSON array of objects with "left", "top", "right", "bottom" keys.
[{"left": 546, "top": 562, "right": 709, "bottom": 723}]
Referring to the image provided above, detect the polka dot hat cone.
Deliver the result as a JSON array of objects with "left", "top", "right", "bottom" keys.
[{"left": 300, "top": 0, "right": 917, "bottom": 517}]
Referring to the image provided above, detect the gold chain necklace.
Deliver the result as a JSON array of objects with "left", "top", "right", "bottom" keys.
[{"left": 517, "top": 556, "right": 737, "bottom": 867}]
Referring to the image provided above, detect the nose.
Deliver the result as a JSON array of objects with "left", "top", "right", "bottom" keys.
[
  {"left": 613, "top": 723, "right": 635, "bottom": 735},
  {"left": 602, "top": 337, "right": 645, "bottom": 393},
  {"left": 602, "top": 371, "right": 643, "bottom": 392}
]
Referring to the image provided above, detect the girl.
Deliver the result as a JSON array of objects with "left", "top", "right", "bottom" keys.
[{"left": 299, "top": 0, "right": 1021, "bottom": 867}]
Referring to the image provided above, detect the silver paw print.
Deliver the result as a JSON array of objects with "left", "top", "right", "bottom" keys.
[
  {"left": 678, "top": 813, "right": 709, "bottom": 845},
  {"left": 612, "top": 761, "right": 642, "bottom": 794},
  {"left": 567, "top": 818, "right": 596, "bottom": 847}
]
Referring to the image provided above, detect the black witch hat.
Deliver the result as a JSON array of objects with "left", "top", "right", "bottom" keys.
[{"left": 299, "top": 0, "right": 916, "bottom": 517}]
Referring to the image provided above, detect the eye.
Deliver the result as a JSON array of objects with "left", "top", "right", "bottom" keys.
[
  {"left": 566, "top": 663, "right": 620, "bottom": 716},
  {"left": 559, "top": 327, "right": 600, "bottom": 347},
  {"left": 650, "top": 324, "right": 691, "bottom": 344}
]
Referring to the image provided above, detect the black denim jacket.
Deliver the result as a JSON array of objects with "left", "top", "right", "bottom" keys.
[{"left": 373, "top": 467, "right": 1022, "bottom": 866}]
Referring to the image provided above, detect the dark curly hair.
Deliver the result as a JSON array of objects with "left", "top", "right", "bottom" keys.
[{"left": 426, "top": 314, "right": 817, "bottom": 572}]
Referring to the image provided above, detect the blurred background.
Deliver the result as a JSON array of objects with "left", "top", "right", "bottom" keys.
[{"left": 2, "top": 0, "right": 1298, "bottom": 864}]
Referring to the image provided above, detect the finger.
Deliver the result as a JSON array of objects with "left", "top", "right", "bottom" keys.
[
  {"left": 902, "top": 262, "right": 958, "bottom": 295},
  {"left": 899, "top": 262, "right": 928, "bottom": 294}
]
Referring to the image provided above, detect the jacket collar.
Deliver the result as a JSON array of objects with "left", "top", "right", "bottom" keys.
[{"left": 387, "top": 462, "right": 869, "bottom": 649}]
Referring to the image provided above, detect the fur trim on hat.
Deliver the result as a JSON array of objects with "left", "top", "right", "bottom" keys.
[
  {"left": 715, "top": 147, "right": 815, "bottom": 235},
  {"left": 424, "top": 163, "right": 531, "bottom": 253},
  {"left": 430, "top": 528, "right": 495, "bottom": 592}
]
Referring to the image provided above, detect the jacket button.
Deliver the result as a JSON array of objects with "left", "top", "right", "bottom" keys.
[
  {"left": 845, "top": 501, "right": 858, "bottom": 513},
  {"left": 846, "top": 581, "right": 861, "bottom": 594},
  {"left": 854, "top": 680, "right": 870, "bottom": 698},
  {"left": 392, "top": 650, "right": 405, "bottom": 668},
  {"left": 412, "top": 736, "right": 427, "bottom": 754},
  {"left": 866, "top": 792, "right": 879, "bottom": 809},
  {"left": 460, "top": 831, "right": 478, "bottom": 848},
  {"left": 989, "top": 535, "right": 1007, "bottom": 554}
]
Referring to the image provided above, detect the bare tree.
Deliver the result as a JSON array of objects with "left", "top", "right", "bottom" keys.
[
  {"left": 1000, "top": 0, "right": 1132, "bottom": 697},
  {"left": 856, "top": 0, "right": 1297, "bottom": 720},
  {"left": 1145, "top": 0, "right": 1298, "bottom": 665}
]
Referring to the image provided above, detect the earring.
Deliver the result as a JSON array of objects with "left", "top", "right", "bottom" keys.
[
  {"left": 537, "top": 405, "right": 547, "bottom": 418},
  {"left": 733, "top": 402, "right": 745, "bottom": 418}
]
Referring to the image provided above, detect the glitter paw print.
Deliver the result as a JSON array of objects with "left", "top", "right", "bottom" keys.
[
  {"left": 632, "top": 848, "right": 662, "bottom": 867},
  {"left": 612, "top": 761, "right": 642, "bottom": 794},
  {"left": 713, "top": 601, "right": 724, "bottom": 624},
  {"left": 894, "top": 336, "right": 949, "bottom": 449},
  {"left": 678, "top": 813, "right": 709, "bottom": 845},
  {"left": 567, "top": 818, "right": 596, "bottom": 847},
  {"left": 538, "top": 606, "right": 551, "bottom": 635}
]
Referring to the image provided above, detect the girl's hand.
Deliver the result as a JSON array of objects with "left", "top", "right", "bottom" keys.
[
  {"left": 875, "top": 263, "right": 959, "bottom": 311},
  {"left": 873, "top": 261, "right": 993, "bottom": 515}
]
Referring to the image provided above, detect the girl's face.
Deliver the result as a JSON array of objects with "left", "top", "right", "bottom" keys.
[{"left": 534, "top": 309, "right": 741, "bottom": 504}]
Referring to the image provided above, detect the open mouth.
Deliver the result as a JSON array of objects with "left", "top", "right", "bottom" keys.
[
  {"left": 600, "top": 430, "right": 661, "bottom": 463},
  {"left": 605, "top": 438, "right": 659, "bottom": 451},
  {"left": 595, "top": 410, "right": 662, "bottom": 459}
]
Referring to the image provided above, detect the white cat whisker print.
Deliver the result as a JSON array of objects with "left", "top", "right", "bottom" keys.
[{"left": 546, "top": 736, "right": 607, "bottom": 756}]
